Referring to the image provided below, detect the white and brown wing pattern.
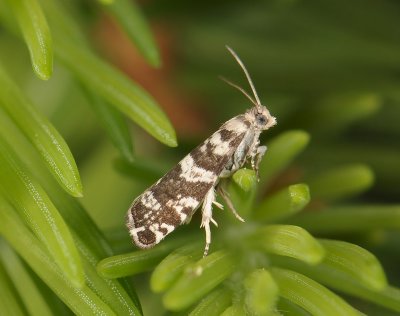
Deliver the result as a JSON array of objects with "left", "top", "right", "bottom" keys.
[{"left": 126, "top": 116, "right": 250, "bottom": 249}]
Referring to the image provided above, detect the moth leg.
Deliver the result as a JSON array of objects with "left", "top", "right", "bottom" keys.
[
  {"left": 217, "top": 183, "right": 245, "bottom": 223},
  {"left": 200, "top": 187, "right": 218, "bottom": 256},
  {"left": 248, "top": 138, "right": 260, "bottom": 169},
  {"left": 213, "top": 200, "right": 224, "bottom": 210},
  {"left": 253, "top": 145, "right": 267, "bottom": 180}
]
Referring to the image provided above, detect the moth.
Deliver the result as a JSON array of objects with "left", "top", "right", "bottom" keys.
[{"left": 126, "top": 46, "right": 276, "bottom": 256}]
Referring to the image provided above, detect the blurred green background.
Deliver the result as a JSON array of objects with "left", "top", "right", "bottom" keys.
[{"left": 0, "top": 0, "right": 400, "bottom": 315}]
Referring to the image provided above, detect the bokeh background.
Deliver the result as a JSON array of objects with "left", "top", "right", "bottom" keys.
[{"left": 1, "top": 0, "right": 400, "bottom": 315}]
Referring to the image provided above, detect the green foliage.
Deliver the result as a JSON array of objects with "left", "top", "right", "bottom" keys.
[
  {"left": 270, "top": 268, "right": 360, "bottom": 316},
  {"left": 163, "top": 250, "right": 237, "bottom": 311},
  {"left": 0, "top": 240, "right": 53, "bottom": 316},
  {"left": 247, "top": 225, "right": 325, "bottom": 265},
  {"left": 0, "top": 64, "right": 82, "bottom": 197},
  {"left": 6, "top": 0, "right": 53, "bottom": 80},
  {"left": 102, "top": 0, "right": 161, "bottom": 67},
  {"left": 0, "top": 139, "right": 84, "bottom": 287},
  {"left": 0, "top": 0, "right": 400, "bottom": 315},
  {"left": 189, "top": 287, "right": 232, "bottom": 316},
  {"left": 243, "top": 269, "right": 279, "bottom": 315}
]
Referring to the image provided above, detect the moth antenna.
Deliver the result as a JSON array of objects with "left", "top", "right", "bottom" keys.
[
  {"left": 219, "top": 76, "right": 258, "bottom": 108},
  {"left": 225, "top": 45, "right": 262, "bottom": 107}
]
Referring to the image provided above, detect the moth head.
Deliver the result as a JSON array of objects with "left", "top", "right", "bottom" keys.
[
  {"left": 221, "top": 46, "right": 277, "bottom": 130},
  {"left": 248, "top": 105, "right": 277, "bottom": 130}
]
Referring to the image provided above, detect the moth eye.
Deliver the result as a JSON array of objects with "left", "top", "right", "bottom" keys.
[{"left": 256, "top": 114, "right": 268, "bottom": 125}]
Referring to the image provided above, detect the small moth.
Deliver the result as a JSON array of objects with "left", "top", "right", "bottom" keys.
[{"left": 126, "top": 46, "right": 276, "bottom": 256}]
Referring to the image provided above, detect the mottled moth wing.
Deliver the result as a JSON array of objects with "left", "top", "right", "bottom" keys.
[{"left": 127, "top": 116, "right": 250, "bottom": 249}]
